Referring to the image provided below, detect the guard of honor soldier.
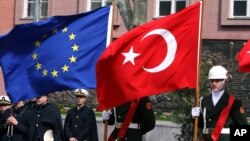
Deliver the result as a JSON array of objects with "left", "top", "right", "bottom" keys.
[
  {"left": 102, "top": 96, "right": 155, "bottom": 141},
  {"left": 0, "top": 96, "right": 12, "bottom": 141},
  {"left": 0, "top": 100, "right": 33, "bottom": 141},
  {"left": 29, "top": 95, "right": 64, "bottom": 141},
  {"left": 64, "top": 89, "right": 98, "bottom": 141},
  {"left": 191, "top": 65, "right": 248, "bottom": 141}
]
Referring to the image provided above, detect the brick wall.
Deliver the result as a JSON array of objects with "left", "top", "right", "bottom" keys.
[
  {"left": 0, "top": 0, "right": 15, "bottom": 35},
  {"left": 0, "top": 67, "right": 6, "bottom": 96}
]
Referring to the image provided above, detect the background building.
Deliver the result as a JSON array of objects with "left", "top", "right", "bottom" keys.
[{"left": 0, "top": 0, "right": 250, "bottom": 115}]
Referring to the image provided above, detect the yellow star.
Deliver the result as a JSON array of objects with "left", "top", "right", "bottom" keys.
[
  {"left": 69, "top": 55, "right": 77, "bottom": 63},
  {"left": 32, "top": 52, "right": 38, "bottom": 60},
  {"left": 42, "top": 69, "right": 48, "bottom": 76},
  {"left": 69, "top": 33, "right": 76, "bottom": 40},
  {"left": 71, "top": 44, "right": 79, "bottom": 51},
  {"left": 61, "top": 65, "right": 69, "bottom": 72},
  {"left": 35, "top": 62, "right": 42, "bottom": 70},
  {"left": 51, "top": 69, "right": 58, "bottom": 77},
  {"left": 62, "top": 27, "right": 68, "bottom": 32},
  {"left": 52, "top": 29, "right": 58, "bottom": 34},
  {"left": 34, "top": 40, "right": 41, "bottom": 47}
]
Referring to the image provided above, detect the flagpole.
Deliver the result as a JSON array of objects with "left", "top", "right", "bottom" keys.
[
  {"left": 193, "top": 1, "right": 204, "bottom": 141},
  {"left": 104, "top": 1, "right": 115, "bottom": 141}
]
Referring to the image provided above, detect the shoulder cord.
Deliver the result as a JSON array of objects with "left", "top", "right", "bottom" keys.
[
  {"left": 114, "top": 107, "right": 117, "bottom": 123},
  {"left": 199, "top": 96, "right": 207, "bottom": 131}
]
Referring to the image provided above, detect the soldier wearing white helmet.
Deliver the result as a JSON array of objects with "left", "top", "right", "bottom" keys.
[
  {"left": 191, "top": 65, "right": 248, "bottom": 141},
  {"left": 64, "top": 89, "right": 98, "bottom": 141},
  {"left": 208, "top": 65, "right": 228, "bottom": 92}
]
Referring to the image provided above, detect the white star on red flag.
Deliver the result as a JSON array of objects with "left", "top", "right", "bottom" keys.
[{"left": 122, "top": 46, "right": 140, "bottom": 65}]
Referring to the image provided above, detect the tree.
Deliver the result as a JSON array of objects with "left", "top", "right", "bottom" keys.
[{"left": 116, "top": 0, "right": 147, "bottom": 30}]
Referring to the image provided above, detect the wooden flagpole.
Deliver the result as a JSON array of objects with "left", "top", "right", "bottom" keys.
[
  {"left": 193, "top": 0, "right": 204, "bottom": 141},
  {"left": 104, "top": 1, "right": 115, "bottom": 141}
]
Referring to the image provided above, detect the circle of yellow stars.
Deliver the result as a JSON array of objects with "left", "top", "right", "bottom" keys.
[{"left": 31, "top": 27, "right": 79, "bottom": 78}]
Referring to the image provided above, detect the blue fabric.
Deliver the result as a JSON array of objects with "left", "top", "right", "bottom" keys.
[{"left": 0, "top": 6, "right": 111, "bottom": 103}]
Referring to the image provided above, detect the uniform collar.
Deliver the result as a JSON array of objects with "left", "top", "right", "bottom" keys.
[{"left": 212, "top": 90, "right": 224, "bottom": 106}]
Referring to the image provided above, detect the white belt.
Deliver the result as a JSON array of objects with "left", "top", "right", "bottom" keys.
[
  {"left": 203, "top": 128, "right": 230, "bottom": 134},
  {"left": 115, "top": 123, "right": 140, "bottom": 129}
]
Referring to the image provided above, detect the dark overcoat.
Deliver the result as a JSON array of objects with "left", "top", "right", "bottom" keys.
[
  {"left": 0, "top": 106, "right": 33, "bottom": 141},
  {"left": 198, "top": 91, "right": 248, "bottom": 141},
  {"left": 64, "top": 105, "right": 98, "bottom": 141},
  {"left": 107, "top": 97, "right": 155, "bottom": 141}
]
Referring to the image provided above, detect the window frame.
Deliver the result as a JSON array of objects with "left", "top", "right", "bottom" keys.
[
  {"left": 221, "top": 0, "right": 250, "bottom": 26},
  {"left": 229, "top": 0, "right": 250, "bottom": 18},
  {"left": 87, "top": 0, "right": 112, "bottom": 11},
  {"left": 23, "top": 0, "right": 48, "bottom": 19},
  {"left": 155, "top": 0, "right": 186, "bottom": 17}
]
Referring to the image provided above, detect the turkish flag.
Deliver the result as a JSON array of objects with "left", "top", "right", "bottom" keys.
[
  {"left": 237, "top": 40, "right": 250, "bottom": 72},
  {"left": 96, "top": 2, "right": 201, "bottom": 110}
]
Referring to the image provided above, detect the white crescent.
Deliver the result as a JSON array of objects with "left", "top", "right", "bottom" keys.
[{"left": 142, "top": 29, "right": 177, "bottom": 73}]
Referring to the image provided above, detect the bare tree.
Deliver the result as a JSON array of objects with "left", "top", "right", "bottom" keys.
[{"left": 116, "top": 0, "right": 147, "bottom": 30}]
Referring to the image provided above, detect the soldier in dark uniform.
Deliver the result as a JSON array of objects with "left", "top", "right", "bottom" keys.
[
  {"left": 191, "top": 65, "right": 248, "bottom": 141},
  {"left": 64, "top": 89, "right": 98, "bottom": 141},
  {"left": 0, "top": 100, "right": 33, "bottom": 141},
  {"left": 0, "top": 96, "right": 12, "bottom": 141},
  {"left": 0, "top": 96, "right": 12, "bottom": 113},
  {"left": 102, "top": 96, "right": 155, "bottom": 141},
  {"left": 29, "top": 95, "right": 64, "bottom": 141}
]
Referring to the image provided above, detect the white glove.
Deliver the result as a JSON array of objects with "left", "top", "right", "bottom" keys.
[
  {"left": 191, "top": 107, "right": 200, "bottom": 118},
  {"left": 102, "top": 110, "right": 110, "bottom": 120}
]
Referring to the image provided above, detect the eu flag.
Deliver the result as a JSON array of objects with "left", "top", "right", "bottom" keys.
[{"left": 0, "top": 6, "right": 112, "bottom": 103}]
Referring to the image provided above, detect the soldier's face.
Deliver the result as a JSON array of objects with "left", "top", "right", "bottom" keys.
[
  {"left": 0, "top": 104, "right": 11, "bottom": 112},
  {"left": 36, "top": 96, "right": 48, "bottom": 105},
  {"left": 76, "top": 96, "right": 86, "bottom": 106},
  {"left": 209, "top": 79, "right": 225, "bottom": 92}
]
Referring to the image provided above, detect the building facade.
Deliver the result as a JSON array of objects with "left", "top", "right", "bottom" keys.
[
  {"left": 1, "top": 0, "right": 250, "bottom": 39},
  {"left": 0, "top": 0, "right": 250, "bottom": 115}
]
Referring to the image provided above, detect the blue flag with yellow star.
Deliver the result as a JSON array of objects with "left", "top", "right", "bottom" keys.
[{"left": 0, "top": 6, "right": 112, "bottom": 103}]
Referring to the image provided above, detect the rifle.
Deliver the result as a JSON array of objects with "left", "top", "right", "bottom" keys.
[{"left": 6, "top": 106, "right": 14, "bottom": 141}]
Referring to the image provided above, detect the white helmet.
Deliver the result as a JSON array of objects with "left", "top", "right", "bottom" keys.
[{"left": 208, "top": 65, "right": 228, "bottom": 79}]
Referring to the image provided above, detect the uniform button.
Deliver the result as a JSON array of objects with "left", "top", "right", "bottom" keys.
[
  {"left": 75, "top": 125, "right": 77, "bottom": 127},
  {"left": 118, "top": 115, "right": 121, "bottom": 118},
  {"left": 208, "top": 119, "right": 211, "bottom": 121},
  {"left": 36, "top": 124, "right": 39, "bottom": 127},
  {"left": 37, "top": 114, "right": 40, "bottom": 117},
  {"left": 76, "top": 116, "right": 78, "bottom": 118},
  {"left": 125, "top": 137, "right": 127, "bottom": 140}
]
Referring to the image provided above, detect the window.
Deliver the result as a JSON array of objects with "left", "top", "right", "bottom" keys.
[
  {"left": 87, "top": 0, "right": 112, "bottom": 11},
  {"left": 230, "top": 0, "right": 250, "bottom": 18},
  {"left": 221, "top": 0, "right": 250, "bottom": 25},
  {"left": 156, "top": 0, "right": 186, "bottom": 17},
  {"left": 24, "top": 0, "right": 48, "bottom": 18}
]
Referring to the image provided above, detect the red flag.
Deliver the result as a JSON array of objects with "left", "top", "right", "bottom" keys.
[
  {"left": 237, "top": 40, "right": 250, "bottom": 72},
  {"left": 96, "top": 2, "right": 201, "bottom": 110}
]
